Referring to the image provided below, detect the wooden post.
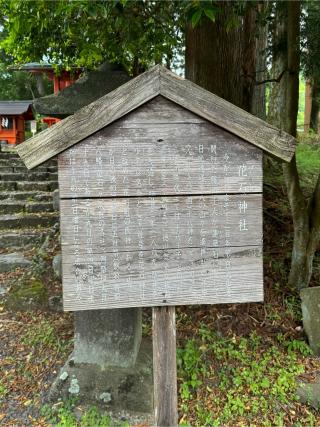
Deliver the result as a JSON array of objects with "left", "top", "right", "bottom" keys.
[{"left": 152, "top": 306, "right": 178, "bottom": 427}]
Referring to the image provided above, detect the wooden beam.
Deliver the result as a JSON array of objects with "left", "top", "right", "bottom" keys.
[
  {"left": 153, "top": 306, "right": 178, "bottom": 427},
  {"left": 60, "top": 195, "right": 263, "bottom": 251},
  {"left": 57, "top": 100, "right": 263, "bottom": 198},
  {"left": 62, "top": 245, "right": 263, "bottom": 311},
  {"left": 159, "top": 67, "right": 296, "bottom": 162},
  {"left": 16, "top": 65, "right": 296, "bottom": 169},
  {"left": 17, "top": 65, "right": 161, "bottom": 169}
]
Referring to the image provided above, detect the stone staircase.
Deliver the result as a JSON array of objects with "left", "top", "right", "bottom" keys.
[{"left": 0, "top": 146, "right": 59, "bottom": 271}]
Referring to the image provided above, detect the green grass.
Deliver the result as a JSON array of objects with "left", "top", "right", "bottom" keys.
[
  {"left": 177, "top": 325, "right": 314, "bottom": 426},
  {"left": 296, "top": 142, "right": 320, "bottom": 177},
  {"left": 21, "top": 318, "right": 67, "bottom": 354},
  {"left": 0, "top": 379, "right": 8, "bottom": 399},
  {"left": 41, "top": 402, "right": 130, "bottom": 427},
  {"left": 297, "top": 78, "right": 306, "bottom": 132}
]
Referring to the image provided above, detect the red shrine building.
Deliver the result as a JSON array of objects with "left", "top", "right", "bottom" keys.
[
  {"left": 12, "top": 63, "right": 82, "bottom": 128},
  {"left": 0, "top": 101, "right": 34, "bottom": 145},
  {"left": 13, "top": 62, "right": 82, "bottom": 93}
]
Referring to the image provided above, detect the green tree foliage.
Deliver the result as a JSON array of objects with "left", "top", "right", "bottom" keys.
[
  {"left": 301, "top": 0, "right": 320, "bottom": 79},
  {"left": 0, "top": 65, "right": 52, "bottom": 100},
  {"left": 0, "top": 0, "right": 225, "bottom": 74},
  {"left": 300, "top": 0, "right": 320, "bottom": 131},
  {"left": 0, "top": 0, "right": 185, "bottom": 74}
]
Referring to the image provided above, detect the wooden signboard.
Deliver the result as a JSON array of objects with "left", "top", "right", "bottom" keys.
[
  {"left": 58, "top": 97, "right": 263, "bottom": 311},
  {"left": 17, "top": 65, "right": 296, "bottom": 427}
]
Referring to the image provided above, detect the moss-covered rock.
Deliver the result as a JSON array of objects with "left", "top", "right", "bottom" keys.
[{"left": 5, "top": 279, "right": 48, "bottom": 311}]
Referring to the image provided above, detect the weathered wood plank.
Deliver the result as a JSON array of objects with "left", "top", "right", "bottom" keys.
[
  {"left": 17, "top": 66, "right": 161, "bottom": 169},
  {"left": 153, "top": 306, "right": 178, "bottom": 427},
  {"left": 60, "top": 194, "right": 262, "bottom": 253},
  {"left": 62, "top": 246, "right": 263, "bottom": 311},
  {"left": 118, "top": 95, "right": 205, "bottom": 125},
  {"left": 159, "top": 67, "right": 296, "bottom": 162},
  {"left": 58, "top": 106, "right": 263, "bottom": 198},
  {"left": 16, "top": 65, "right": 296, "bottom": 169}
]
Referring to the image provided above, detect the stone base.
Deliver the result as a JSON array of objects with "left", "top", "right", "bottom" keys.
[{"left": 48, "top": 339, "right": 153, "bottom": 415}]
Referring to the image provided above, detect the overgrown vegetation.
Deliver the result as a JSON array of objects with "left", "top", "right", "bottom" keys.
[
  {"left": 40, "top": 401, "right": 130, "bottom": 427},
  {"left": 296, "top": 136, "right": 320, "bottom": 187},
  {"left": 0, "top": 137, "right": 318, "bottom": 425},
  {"left": 177, "top": 327, "right": 313, "bottom": 426}
]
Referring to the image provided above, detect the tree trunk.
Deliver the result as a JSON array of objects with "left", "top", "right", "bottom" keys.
[
  {"left": 185, "top": 0, "right": 320, "bottom": 291},
  {"left": 252, "top": 3, "right": 268, "bottom": 120},
  {"left": 286, "top": 0, "right": 300, "bottom": 137},
  {"left": 241, "top": 5, "right": 258, "bottom": 113},
  {"left": 34, "top": 73, "right": 46, "bottom": 97},
  {"left": 281, "top": 0, "right": 320, "bottom": 290},
  {"left": 310, "top": 78, "right": 320, "bottom": 133},
  {"left": 185, "top": 3, "right": 244, "bottom": 109},
  {"left": 267, "top": 1, "right": 288, "bottom": 128},
  {"left": 266, "top": 0, "right": 319, "bottom": 290}
]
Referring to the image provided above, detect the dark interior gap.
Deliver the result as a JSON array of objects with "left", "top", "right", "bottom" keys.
[{"left": 60, "top": 192, "right": 263, "bottom": 201}]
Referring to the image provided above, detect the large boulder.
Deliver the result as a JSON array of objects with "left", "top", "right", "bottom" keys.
[
  {"left": 301, "top": 286, "right": 320, "bottom": 355},
  {"left": 297, "top": 371, "right": 320, "bottom": 409},
  {"left": 0, "top": 252, "right": 31, "bottom": 273},
  {"left": 52, "top": 253, "right": 62, "bottom": 279}
]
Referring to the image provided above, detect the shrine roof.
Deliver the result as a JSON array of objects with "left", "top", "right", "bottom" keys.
[
  {"left": 17, "top": 65, "right": 297, "bottom": 169},
  {"left": 0, "top": 101, "right": 33, "bottom": 116},
  {"left": 32, "top": 63, "right": 130, "bottom": 118},
  {"left": 11, "top": 62, "right": 53, "bottom": 71}
]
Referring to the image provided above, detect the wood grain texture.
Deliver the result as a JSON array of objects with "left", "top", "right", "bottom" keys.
[
  {"left": 17, "top": 65, "right": 296, "bottom": 169},
  {"left": 60, "top": 194, "right": 262, "bottom": 252},
  {"left": 16, "top": 66, "right": 160, "bottom": 169},
  {"left": 153, "top": 306, "right": 178, "bottom": 427},
  {"left": 159, "top": 67, "right": 296, "bottom": 162},
  {"left": 58, "top": 98, "right": 263, "bottom": 198},
  {"left": 62, "top": 246, "right": 263, "bottom": 311}
]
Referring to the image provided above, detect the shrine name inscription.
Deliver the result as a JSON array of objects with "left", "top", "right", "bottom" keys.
[{"left": 58, "top": 96, "right": 263, "bottom": 311}]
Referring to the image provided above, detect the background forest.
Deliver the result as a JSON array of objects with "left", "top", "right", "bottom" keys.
[{"left": 0, "top": 1, "right": 320, "bottom": 426}]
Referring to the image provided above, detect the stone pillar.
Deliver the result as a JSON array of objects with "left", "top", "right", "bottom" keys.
[
  {"left": 73, "top": 308, "right": 142, "bottom": 368},
  {"left": 49, "top": 307, "right": 153, "bottom": 417},
  {"left": 49, "top": 251, "right": 152, "bottom": 418}
]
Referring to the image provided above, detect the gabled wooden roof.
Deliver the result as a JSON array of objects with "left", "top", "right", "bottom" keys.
[
  {"left": 0, "top": 101, "right": 33, "bottom": 116},
  {"left": 17, "top": 65, "right": 296, "bottom": 169}
]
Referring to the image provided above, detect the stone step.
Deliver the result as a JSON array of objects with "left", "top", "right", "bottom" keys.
[
  {"left": 0, "top": 166, "right": 14, "bottom": 173},
  {"left": 0, "top": 252, "right": 31, "bottom": 272},
  {"left": 16, "top": 181, "right": 58, "bottom": 192},
  {"left": 0, "top": 191, "right": 52, "bottom": 202},
  {"left": 26, "top": 202, "right": 55, "bottom": 213},
  {"left": 0, "top": 157, "right": 58, "bottom": 167},
  {"left": 0, "top": 143, "right": 18, "bottom": 154},
  {"left": 0, "top": 172, "right": 58, "bottom": 181},
  {"left": 0, "top": 172, "right": 28, "bottom": 181},
  {"left": 0, "top": 213, "right": 59, "bottom": 229},
  {"left": 13, "top": 165, "right": 49, "bottom": 173},
  {"left": 0, "top": 181, "right": 16, "bottom": 191},
  {"left": 0, "top": 159, "right": 20, "bottom": 167},
  {"left": 0, "top": 151, "right": 19, "bottom": 158},
  {"left": 0, "top": 202, "right": 24, "bottom": 214},
  {"left": 47, "top": 165, "right": 58, "bottom": 173},
  {"left": 0, "top": 229, "right": 49, "bottom": 249},
  {"left": 0, "top": 201, "right": 55, "bottom": 214}
]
